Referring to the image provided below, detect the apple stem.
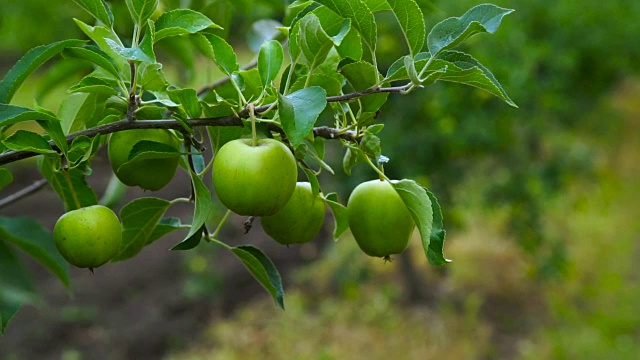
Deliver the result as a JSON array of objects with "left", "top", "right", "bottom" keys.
[
  {"left": 249, "top": 103, "right": 258, "bottom": 146},
  {"left": 364, "top": 155, "right": 390, "bottom": 182}
]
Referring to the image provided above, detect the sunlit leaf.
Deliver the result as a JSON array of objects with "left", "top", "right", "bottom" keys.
[
  {"left": 278, "top": 86, "right": 327, "bottom": 147},
  {"left": 258, "top": 40, "right": 284, "bottom": 89},
  {"left": 155, "top": 9, "right": 221, "bottom": 42},
  {"left": 427, "top": 4, "right": 514, "bottom": 57}
]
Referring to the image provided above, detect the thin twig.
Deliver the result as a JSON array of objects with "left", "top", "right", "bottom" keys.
[
  {"left": 0, "top": 84, "right": 412, "bottom": 167},
  {"left": 197, "top": 58, "right": 259, "bottom": 98},
  {"left": 126, "top": 61, "right": 139, "bottom": 122},
  {"left": 0, "top": 178, "right": 49, "bottom": 209}
]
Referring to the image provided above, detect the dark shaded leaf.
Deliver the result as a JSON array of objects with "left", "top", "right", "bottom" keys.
[
  {"left": 0, "top": 217, "right": 70, "bottom": 287},
  {"left": 0, "top": 39, "right": 85, "bottom": 104}
]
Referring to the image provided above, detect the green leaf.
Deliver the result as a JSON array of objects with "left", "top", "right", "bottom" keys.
[
  {"left": 105, "top": 39, "right": 155, "bottom": 63},
  {"left": 0, "top": 239, "right": 37, "bottom": 335},
  {"left": 311, "top": 6, "right": 363, "bottom": 60},
  {"left": 171, "top": 172, "right": 213, "bottom": 250},
  {"left": 342, "top": 146, "right": 364, "bottom": 176},
  {"left": 67, "top": 135, "right": 100, "bottom": 166},
  {"left": 298, "top": 14, "right": 334, "bottom": 67},
  {"left": 171, "top": 224, "right": 205, "bottom": 251},
  {"left": 62, "top": 46, "right": 121, "bottom": 79},
  {"left": 234, "top": 69, "right": 264, "bottom": 102},
  {"left": 437, "top": 50, "right": 517, "bottom": 107},
  {"left": 427, "top": 4, "right": 514, "bottom": 57},
  {"left": 404, "top": 56, "right": 420, "bottom": 85},
  {"left": 323, "top": 192, "right": 349, "bottom": 239},
  {"left": 139, "top": 62, "right": 169, "bottom": 92},
  {"left": 58, "top": 93, "right": 98, "bottom": 134},
  {"left": 2, "top": 130, "right": 57, "bottom": 154},
  {"left": 0, "top": 39, "right": 86, "bottom": 104},
  {"left": 71, "top": 0, "right": 114, "bottom": 27},
  {"left": 125, "top": 0, "right": 158, "bottom": 26},
  {"left": 314, "top": 0, "right": 377, "bottom": 52},
  {"left": 68, "top": 76, "right": 118, "bottom": 96},
  {"left": 341, "top": 61, "right": 388, "bottom": 112},
  {"left": 359, "top": 130, "right": 381, "bottom": 161},
  {"left": 155, "top": 9, "right": 222, "bottom": 42},
  {"left": 237, "top": 245, "right": 285, "bottom": 309},
  {"left": 196, "top": 34, "right": 239, "bottom": 76},
  {"left": 74, "top": 20, "right": 127, "bottom": 71},
  {"left": 147, "top": 217, "right": 183, "bottom": 245},
  {"left": 139, "top": 20, "right": 157, "bottom": 63},
  {"left": 117, "top": 141, "right": 182, "bottom": 176},
  {"left": 278, "top": 86, "right": 327, "bottom": 147},
  {"left": 365, "top": 0, "right": 391, "bottom": 12},
  {"left": 0, "top": 167, "right": 12, "bottom": 191},
  {"left": 331, "top": 19, "right": 351, "bottom": 46},
  {"left": 127, "top": 140, "right": 181, "bottom": 161},
  {"left": 168, "top": 88, "right": 201, "bottom": 118},
  {"left": 112, "top": 197, "right": 171, "bottom": 261},
  {"left": 35, "top": 108, "right": 69, "bottom": 157},
  {"left": 385, "top": 52, "right": 422, "bottom": 82},
  {"left": 426, "top": 190, "right": 448, "bottom": 266},
  {"left": 258, "top": 40, "right": 284, "bottom": 89},
  {"left": 386, "top": 0, "right": 425, "bottom": 56},
  {"left": 0, "top": 217, "right": 70, "bottom": 287},
  {"left": 290, "top": 73, "right": 343, "bottom": 96},
  {"left": 211, "top": 239, "right": 285, "bottom": 309},
  {"left": 38, "top": 154, "right": 98, "bottom": 212},
  {"left": 392, "top": 179, "right": 447, "bottom": 266},
  {"left": 301, "top": 166, "right": 320, "bottom": 197},
  {"left": 207, "top": 126, "right": 243, "bottom": 154}
]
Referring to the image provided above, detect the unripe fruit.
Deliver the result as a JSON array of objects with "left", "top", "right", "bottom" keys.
[
  {"left": 108, "top": 129, "right": 180, "bottom": 191},
  {"left": 212, "top": 138, "right": 297, "bottom": 216},
  {"left": 347, "top": 179, "right": 415, "bottom": 258},
  {"left": 261, "top": 182, "right": 326, "bottom": 245},
  {"left": 53, "top": 205, "right": 122, "bottom": 269}
]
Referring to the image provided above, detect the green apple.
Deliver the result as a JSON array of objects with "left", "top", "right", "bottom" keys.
[
  {"left": 261, "top": 182, "right": 326, "bottom": 245},
  {"left": 54, "top": 205, "right": 122, "bottom": 269},
  {"left": 212, "top": 138, "right": 297, "bottom": 216},
  {"left": 108, "top": 129, "right": 181, "bottom": 191},
  {"left": 347, "top": 179, "right": 415, "bottom": 258}
]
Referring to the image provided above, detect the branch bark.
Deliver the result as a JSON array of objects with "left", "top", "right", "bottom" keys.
[
  {"left": 0, "top": 178, "right": 48, "bottom": 209},
  {"left": 0, "top": 84, "right": 410, "bottom": 166}
]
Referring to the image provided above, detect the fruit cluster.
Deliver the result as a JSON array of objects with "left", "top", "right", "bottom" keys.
[{"left": 53, "top": 132, "right": 415, "bottom": 269}]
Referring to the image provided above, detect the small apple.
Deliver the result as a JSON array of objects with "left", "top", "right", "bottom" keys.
[
  {"left": 108, "top": 129, "right": 180, "bottom": 191},
  {"left": 53, "top": 205, "right": 122, "bottom": 269},
  {"left": 212, "top": 138, "right": 297, "bottom": 216},
  {"left": 347, "top": 179, "right": 415, "bottom": 258},
  {"left": 261, "top": 182, "right": 326, "bottom": 245}
]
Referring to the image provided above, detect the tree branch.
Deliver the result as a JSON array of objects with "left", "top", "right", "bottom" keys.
[
  {"left": 0, "top": 178, "right": 49, "bottom": 209},
  {"left": 0, "top": 84, "right": 411, "bottom": 166},
  {"left": 197, "top": 58, "right": 259, "bottom": 98}
]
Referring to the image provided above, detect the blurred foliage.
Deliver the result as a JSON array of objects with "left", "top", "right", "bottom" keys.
[
  {"left": 331, "top": 0, "right": 640, "bottom": 277},
  {"left": 170, "top": 84, "right": 640, "bottom": 358},
  {"left": 2, "top": 0, "right": 640, "bottom": 358}
]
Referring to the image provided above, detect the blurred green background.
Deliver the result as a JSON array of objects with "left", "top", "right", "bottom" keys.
[{"left": 1, "top": 0, "right": 639, "bottom": 359}]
